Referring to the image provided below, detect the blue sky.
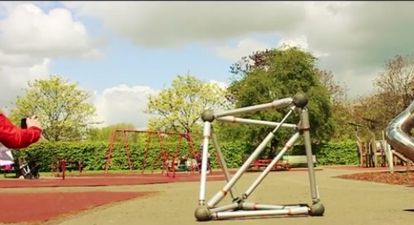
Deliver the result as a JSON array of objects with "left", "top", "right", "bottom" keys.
[
  {"left": 1, "top": 1, "right": 414, "bottom": 128},
  {"left": 51, "top": 38, "right": 236, "bottom": 92},
  {"left": 49, "top": 25, "right": 283, "bottom": 93}
]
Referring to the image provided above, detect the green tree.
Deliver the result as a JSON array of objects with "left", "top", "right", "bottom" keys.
[
  {"left": 227, "top": 47, "right": 334, "bottom": 146},
  {"left": 317, "top": 69, "right": 354, "bottom": 141},
  {"left": 87, "top": 123, "right": 136, "bottom": 142},
  {"left": 146, "top": 74, "right": 230, "bottom": 133},
  {"left": 348, "top": 54, "right": 414, "bottom": 139},
  {"left": 374, "top": 54, "right": 414, "bottom": 121},
  {"left": 10, "top": 75, "right": 96, "bottom": 141}
]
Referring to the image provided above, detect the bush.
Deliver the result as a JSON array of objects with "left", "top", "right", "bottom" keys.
[
  {"left": 14, "top": 139, "right": 204, "bottom": 172},
  {"left": 313, "top": 140, "right": 359, "bottom": 165},
  {"left": 13, "top": 141, "right": 108, "bottom": 172},
  {"left": 12, "top": 139, "right": 358, "bottom": 172}
]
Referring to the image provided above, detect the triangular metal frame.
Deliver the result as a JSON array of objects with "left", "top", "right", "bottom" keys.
[{"left": 194, "top": 93, "right": 325, "bottom": 221}]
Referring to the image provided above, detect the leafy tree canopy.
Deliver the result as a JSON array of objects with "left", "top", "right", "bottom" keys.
[
  {"left": 225, "top": 47, "right": 334, "bottom": 146},
  {"left": 10, "top": 75, "right": 96, "bottom": 141},
  {"left": 87, "top": 123, "right": 135, "bottom": 142},
  {"left": 146, "top": 74, "right": 230, "bottom": 133}
]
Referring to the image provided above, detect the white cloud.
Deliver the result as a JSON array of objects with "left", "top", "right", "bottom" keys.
[
  {"left": 0, "top": 3, "right": 100, "bottom": 58},
  {"left": 92, "top": 85, "right": 158, "bottom": 128},
  {"left": 1, "top": 1, "right": 413, "bottom": 114},
  {"left": 334, "top": 67, "right": 380, "bottom": 99},
  {"left": 64, "top": 1, "right": 305, "bottom": 47},
  {"left": 0, "top": 59, "right": 50, "bottom": 112},
  {"left": 208, "top": 80, "right": 228, "bottom": 89},
  {"left": 278, "top": 35, "right": 329, "bottom": 58},
  {"left": 0, "top": 3, "right": 102, "bottom": 112},
  {"left": 215, "top": 38, "right": 271, "bottom": 62},
  {"left": 278, "top": 35, "right": 309, "bottom": 51},
  {"left": 63, "top": 1, "right": 414, "bottom": 99},
  {"left": 215, "top": 35, "right": 326, "bottom": 63}
]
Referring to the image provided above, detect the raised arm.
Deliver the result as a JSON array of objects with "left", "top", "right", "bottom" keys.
[{"left": 0, "top": 113, "right": 42, "bottom": 149}]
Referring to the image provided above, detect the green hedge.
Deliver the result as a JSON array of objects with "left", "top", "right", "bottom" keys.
[
  {"left": 313, "top": 140, "right": 359, "bottom": 165},
  {"left": 14, "top": 141, "right": 108, "bottom": 172},
  {"left": 13, "top": 139, "right": 359, "bottom": 172},
  {"left": 291, "top": 140, "right": 359, "bottom": 165}
]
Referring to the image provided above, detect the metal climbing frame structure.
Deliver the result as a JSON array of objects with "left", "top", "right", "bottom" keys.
[
  {"left": 141, "top": 131, "right": 198, "bottom": 177},
  {"left": 104, "top": 129, "right": 198, "bottom": 177},
  {"left": 194, "top": 93, "right": 325, "bottom": 221}
]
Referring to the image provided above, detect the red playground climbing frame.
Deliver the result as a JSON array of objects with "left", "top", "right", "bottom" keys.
[{"left": 104, "top": 129, "right": 199, "bottom": 178}]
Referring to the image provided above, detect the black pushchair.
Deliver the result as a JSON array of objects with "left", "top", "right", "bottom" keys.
[{"left": 15, "top": 158, "right": 40, "bottom": 179}]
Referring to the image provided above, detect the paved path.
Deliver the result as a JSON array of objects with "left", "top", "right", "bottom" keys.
[{"left": 3, "top": 167, "right": 414, "bottom": 225}]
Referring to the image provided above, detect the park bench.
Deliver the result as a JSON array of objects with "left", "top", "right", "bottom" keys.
[
  {"left": 52, "top": 160, "right": 85, "bottom": 179},
  {"left": 248, "top": 155, "right": 317, "bottom": 171},
  {"left": 249, "top": 159, "right": 290, "bottom": 171},
  {"left": 283, "top": 155, "right": 317, "bottom": 167}
]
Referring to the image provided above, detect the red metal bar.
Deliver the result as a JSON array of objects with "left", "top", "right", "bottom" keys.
[
  {"left": 104, "top": 129, "right": 201, "bottom": 176},
  {"left": 171, "top": 135, "right": 183, "bottom": 178},
  {"left": 61, "top": 160, "right": 66, "bottom": 180},
  {"left": 122, "top": 131, "right": 133, "bottom": 171},
  {"left": 185, "top": 132, "right": 198, "bottom": 174},
  {"left": 141, "top": 132, "right": 152, "bottom": 174},
  {"left": 158, "top": 132, "right": 169, "bottom": 176},
  {"left": 104, "top": 129, "right": 117, "bottom": 173}
]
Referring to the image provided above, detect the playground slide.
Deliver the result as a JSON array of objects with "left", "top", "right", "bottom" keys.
[{"left": 385, "top": 100, "right": 414, "bottom": 162}]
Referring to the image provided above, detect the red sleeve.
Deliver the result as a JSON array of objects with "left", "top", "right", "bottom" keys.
[{"left": 0, "top": 113, "right": 42, "bottom": 149}]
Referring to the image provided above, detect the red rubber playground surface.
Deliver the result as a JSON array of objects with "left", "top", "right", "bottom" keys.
[
  {"left": 0, "top": 172, "right": 227, "bottom": 188},
  {"left": 0, "top": 191, "right": 155, "bottom": 224},
  {"left": 0, "top": 172, "right": 227, "bottom": 224}
]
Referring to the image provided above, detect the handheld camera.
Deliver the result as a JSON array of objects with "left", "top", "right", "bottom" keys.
[{"left": 20, "top": 118, "right": 27, "bottom": 129}]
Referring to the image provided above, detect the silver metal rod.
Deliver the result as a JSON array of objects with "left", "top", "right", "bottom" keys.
[
  {"left": 383, "top": 141, "right": 394, "bottom": 173},
  {"left": 209, "top": 203, "right": 239, "bottom": 213},
  {"left": 213, "top": 206, "right": 309, "bottom": 220},
  {"left": 243, "top": 132, "right": 300, "bottom": 199},
  {"left": 216, "top": 116, "right": 297, "bottom": 129},
  {"left": 207, "top": 131, "right": 274, "bottom": 208},
  {"left": 214, "top": 98, "right": 293, "bottom": 118},
  {"left": 241, "top": 202, "right": 304, "bottom": 210},
  {"left": 207, "top": 109, "right": 294, "bottom": 208},
  {"left": 198, "top": 121, "right": 211, "bottom": 205},
  {"left": 211, "top": 127, "right": 235, "bottom": 199},
  {"left": 300, "top": 108, "right": 319, "bottom": 203}
]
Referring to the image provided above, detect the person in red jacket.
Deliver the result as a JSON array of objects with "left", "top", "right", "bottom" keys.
[{"left": 0, "top": 113, "right": 42, "bottom": 149}]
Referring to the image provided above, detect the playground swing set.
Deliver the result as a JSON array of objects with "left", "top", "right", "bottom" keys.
[{"left": 104, "top": 129, "right": 200, "bottom": 178}]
